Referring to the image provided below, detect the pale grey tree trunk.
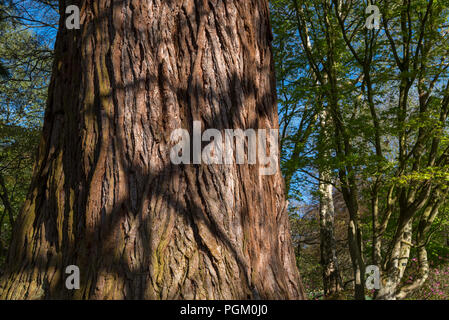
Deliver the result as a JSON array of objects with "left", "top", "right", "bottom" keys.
[{"left": 318, "top": 111, "right": 342, "bottom": 297}]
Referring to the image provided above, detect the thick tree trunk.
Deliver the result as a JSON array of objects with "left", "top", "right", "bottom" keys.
[{"left": 0, "top": 0, "right": 304, "bottom": 300}]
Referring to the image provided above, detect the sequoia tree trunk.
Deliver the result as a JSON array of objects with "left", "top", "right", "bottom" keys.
[{"left": 0, "top": 0, "right": 304, "bottom": 300}]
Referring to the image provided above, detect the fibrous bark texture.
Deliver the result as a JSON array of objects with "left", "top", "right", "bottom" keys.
[{"left": 0, "top": 0, "right": 304, "bottom": 300}]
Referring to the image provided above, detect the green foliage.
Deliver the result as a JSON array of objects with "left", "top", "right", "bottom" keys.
[
  {"left": 0, "top": 2, "right": 52, "bottom": 268},
  {"left": 272, "top": 0, "right": 449, "bottom": 299}
]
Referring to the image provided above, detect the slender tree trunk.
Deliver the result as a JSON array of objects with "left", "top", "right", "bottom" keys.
[
  {"left": 371, "top": 190, "right": 382, "bottom": 267},
  {"left": 348, "top": 215, "right": 365, "bottom": 300},
  {"left": 319, "top": 175, "right": 342, "bottom": 297},
  {"left": 0, "top": 0, "right": 304, "bottom": 300},
  {"left": 318, "top": 112, "right": 341, "bottom": 297},
  {"left": 378, "top": 196, "right": 442, "bottom": 300}
]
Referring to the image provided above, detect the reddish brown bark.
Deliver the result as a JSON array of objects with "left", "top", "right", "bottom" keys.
[{"left": 0, "top": 0, "right": 304, "bottom": 299}]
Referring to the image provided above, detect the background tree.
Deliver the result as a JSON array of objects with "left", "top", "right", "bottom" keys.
[
  {"left": 272, "top": 1, "right": 352, "bottom": 298},
  {"left": 272, "top": 0, "right": 449, "bottom": 300},
  {"left": 0, "top": 0, "right": 54, "bottom": 269}
]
